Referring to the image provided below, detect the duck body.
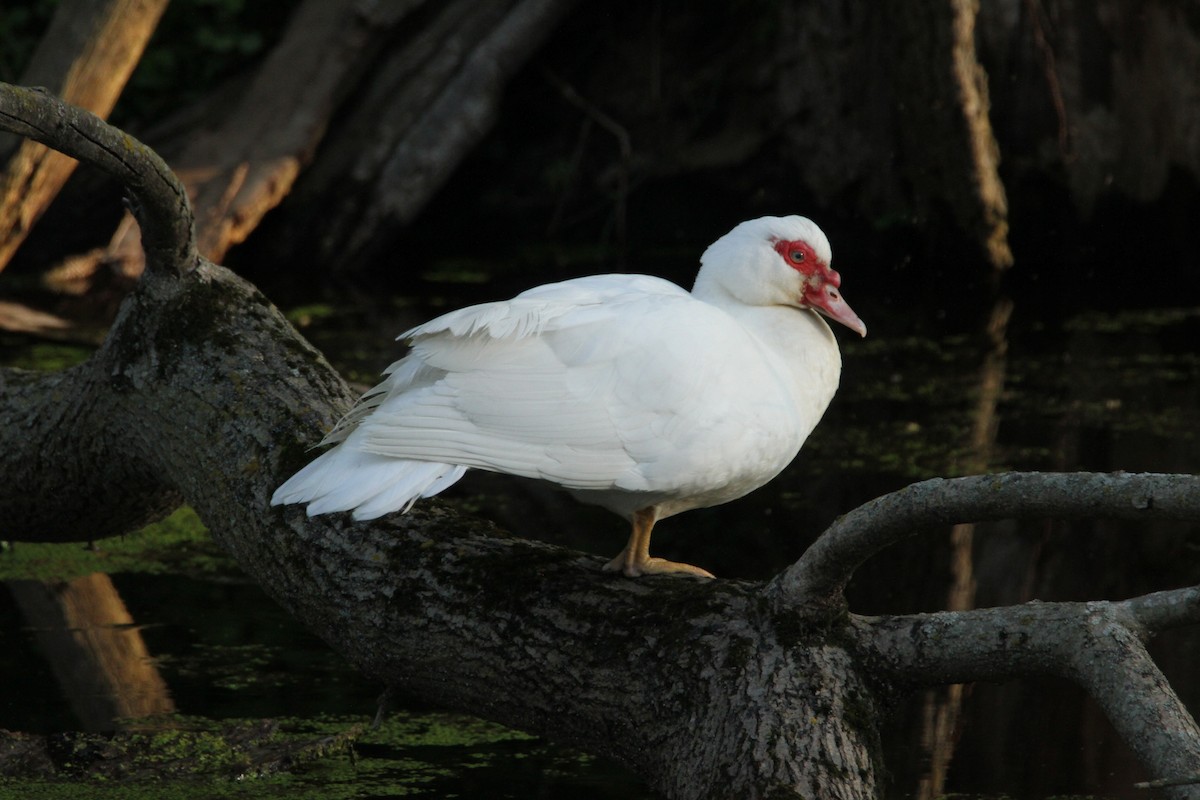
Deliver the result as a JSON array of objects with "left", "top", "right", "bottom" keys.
[{"left": 273, "top": 216, "right": 865, "bottom": 577}]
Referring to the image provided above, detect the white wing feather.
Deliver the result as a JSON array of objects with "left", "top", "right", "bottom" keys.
[{"left": 358, "top": 275, "right": 711, "bottom": 489}]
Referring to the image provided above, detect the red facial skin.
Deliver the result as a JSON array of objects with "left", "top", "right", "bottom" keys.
[{"left": 773, "top": 238, "right": 867, "bottom": 337}]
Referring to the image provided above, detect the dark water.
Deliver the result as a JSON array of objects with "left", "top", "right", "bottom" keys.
[{"left": 1, "top": 297, "right": 1197, "bottom": 799}]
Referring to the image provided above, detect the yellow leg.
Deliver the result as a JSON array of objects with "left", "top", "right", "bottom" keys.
[{"left": 601, "top": 507, "right": 715, "bottom": 579}]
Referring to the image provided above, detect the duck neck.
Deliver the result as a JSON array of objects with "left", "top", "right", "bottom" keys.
[{"left": 703, "top": 291, "right": 843, "bottom": 428}]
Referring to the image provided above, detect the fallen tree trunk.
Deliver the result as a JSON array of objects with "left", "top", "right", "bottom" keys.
[{"left": 1, "top": 83, "right": 1198, "bottom": 799}]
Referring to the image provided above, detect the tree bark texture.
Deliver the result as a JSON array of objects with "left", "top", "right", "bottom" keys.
[
  {"left": 0, "top": 0, "right": 168, "bottom": 272},
  {"left": 2, "top": 84, "right": 1200, "bottom": 798}
]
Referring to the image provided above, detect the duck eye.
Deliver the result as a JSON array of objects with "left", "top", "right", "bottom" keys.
[{"left": 790, "top": 250, "right": 805, "bottom": 263}]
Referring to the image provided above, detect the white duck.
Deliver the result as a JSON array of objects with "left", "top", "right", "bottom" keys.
[{"left": 272, "top": 216, "right": 865, "bottom": 578}]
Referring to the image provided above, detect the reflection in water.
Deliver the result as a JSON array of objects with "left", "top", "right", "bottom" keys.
[
  {"left": 7, "top": 572, "right": 174, "bottom": 731},
  {"left": 916, "top": 296, "right": 1012, "bottom": 799}
]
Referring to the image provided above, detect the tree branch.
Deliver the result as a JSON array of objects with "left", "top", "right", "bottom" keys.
[
  {"left": 769, "top": 472, "right": 1200, "bottom": 611},
  {"left": 0, "top": 0, "right": 168, "bottom": 272},
  {"left": 0, "top": 83, "right": 195, "bottom": 275},
  {"left": 1125, "top": 585, "right": 1200, "bottom": 635},
  {"left": 858, "top": 598, "right": 1200, "bottom": 794}
]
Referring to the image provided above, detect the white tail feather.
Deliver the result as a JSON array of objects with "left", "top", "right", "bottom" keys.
[
  {"left": 271, "top": 444, "right": 466, "bottom": 519},
  {"left": 348, "top": 462, "right": 466, "bottom": 520}
]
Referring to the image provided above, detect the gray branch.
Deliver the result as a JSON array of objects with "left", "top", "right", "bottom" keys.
[
  {"left": 769, "top": 472, "right": 1200, "bottom": 609},
  {"left": 0, "top": 83, "right": 196, "bottom": 274},
  {"left": 859, "top": 595, "right": 1200, "bottom": 793}
]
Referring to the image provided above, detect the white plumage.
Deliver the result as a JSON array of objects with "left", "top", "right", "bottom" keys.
[{"left": 273, "top": 216, "right": 865, "bottom": 577}]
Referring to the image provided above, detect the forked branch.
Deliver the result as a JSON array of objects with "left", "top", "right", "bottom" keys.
[{"left": 859, "top": 590, "right": 1200, "bottom": 794}]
